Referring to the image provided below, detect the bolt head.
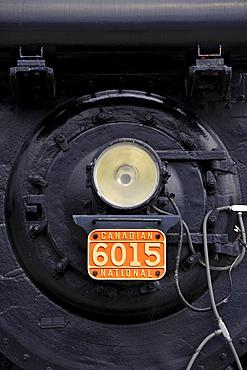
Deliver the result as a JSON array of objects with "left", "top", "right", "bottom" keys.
[
  {"left": 186, "top": 138, "right": 194, "bottom": 146},
  {"left": 33, "top": 224, "right": 41, "bottom": 232},
  {"left": 240, "top": 337, "right": 247, "bottom": 344},
  {"left": 56, "top": 263, "right": 63, "bottom": 271},
  {"left": 187, "top": 256, "right": 195, "bottom": 264},
  {"left": 209, "top": 216, "right": 217, "bottom": 223},
  {"left": 145, "top": 114, "right": 153, "bottom": 122},
  {"left": 98, "top": 112, "right": 105, "bottom": 121},
  {"left": 209, "top": 179, "right": 216, "bottom": 186}
]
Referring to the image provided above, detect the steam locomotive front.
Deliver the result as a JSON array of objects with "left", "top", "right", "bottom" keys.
[{"left": 1, "top": 1, "right": 247, "bottom": 369}]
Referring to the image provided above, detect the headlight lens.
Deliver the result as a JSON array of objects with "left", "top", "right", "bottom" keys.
[{"left": 92, "top": 139, "right": 162, "bottom": 209}]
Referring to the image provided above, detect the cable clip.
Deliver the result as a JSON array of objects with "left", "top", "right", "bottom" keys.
[
  {"left": 217, "top": 318, "right": 231, "bottom": 342},
  {"left": 231, "top": 205, "right": 247, "bottom": 212},
  {"left": 234, "top": 225, "right": 242, "bottom": 233}
]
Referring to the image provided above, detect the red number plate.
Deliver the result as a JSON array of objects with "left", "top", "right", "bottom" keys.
[{"left": 88, "top": 229, "right": 166, "bottom": 280}]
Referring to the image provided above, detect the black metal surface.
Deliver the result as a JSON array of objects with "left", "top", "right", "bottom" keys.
[
  {"left": 0, "top": 0, "right": 247, "bottom": 50},
  {"left": 0, "top": 86, "right": 243, "bottom": 368},
  {"left": 7, "top": 91, "right": 236, "bottom": 324},
  {"left": 73, "top": 214, "right": 180, "bottom": 233},
  {"left": 0, "top": 1, "right": 247, "bottom": 370}
]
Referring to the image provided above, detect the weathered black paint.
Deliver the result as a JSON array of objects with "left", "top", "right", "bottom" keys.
[
  {"left": 1, "top": 1, "right": 247, "bottom": 370},
  {"left": 0, "top": 1, "right": 246, "bottom": 48}
]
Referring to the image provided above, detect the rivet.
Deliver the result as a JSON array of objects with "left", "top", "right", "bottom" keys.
[
  {"left": 220, "top": 352, "right": 227, "bottom": 360},
  {"left": 155, "top": 271, "right": 160, "bottom": 276},
  {"left": 200, "top": 102, "right": 208, "bottom": 109},
  {"left": 93, "top": 234, "right": 98, "bottom": 239},
  {"left": 185, "top": 137, "right": 194, "bottom": 147},
  {"left": 23, "top": 354, "right": 30, "bottom": 361},
  {"left": 226, "top": 102, "right": 232, "bottom": 109},
  {"left": 240, "top": 337, "right": 247, "bottom": 345},
  {"left": 148, "top": 282, "right": 155, "bottom": 290},
  {"left": 192, "top": 162, "right": 198, "bottom": 167},
  {"left": 98, "top": 112, "right": 105, "bottom": 121},
  {"left": 33, "top": 175, "right": 39, "bottom": 183},
  {"left": 57, "top": 135, "right": 65, "bottom": 143},
  {"left": 93, "top": 271, "right": 98, "bottom": 276},
  {"left": 145, "top": 114, "right": 153, "bottom": 123},
  {"left": 2, "top": 338, "right": 9, "bottom": 345},
  {"left": 197, "top": 366, "right": 204, "bottom": 370},
  {"left": 156, "top": 234, "right": 161, "bottom": 239}
]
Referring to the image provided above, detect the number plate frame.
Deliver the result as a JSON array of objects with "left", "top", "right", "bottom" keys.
[{"left": 88, "top": 229, "right": 166, "bottom": 280}]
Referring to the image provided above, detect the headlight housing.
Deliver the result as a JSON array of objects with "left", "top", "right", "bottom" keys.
[{"left": 92, "top": 139, "right": 162, "bottom": 210}]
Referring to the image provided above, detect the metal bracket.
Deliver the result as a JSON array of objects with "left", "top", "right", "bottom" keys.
[
  {"left": 54, "top": 134, "right": 70, "bottom": 151},
  {"left": 10, "top": 47, "right": 55, "bottom": 99},
  {"left": 166, "top": 232, "right": 228, "bottom": 245},
  {"left": 210, "top": 241, "right": 241, "bottom": 257},
  {"left": 28, "top": 175, "right": 48, "bottom": 187},
  {"left": 73, "top": 214, "right": 180, "bottom": 234},
  {"left": 53, "top": 257, "right": 70, "bottom": 279},
  {"left": 29, "top": 219, "right": 47, "bottom": 238},
  {"left": 25, "top": 194, "right": 45, "bottom": 222},
  {"left": 140, "top": 281, "right": 161, "bottom": 294},
  {"left": 186, "top": 45, "right": 232, "bottom": 97},
  {"left": 181, "top": 252, "right": 202, "bottom": 271}
]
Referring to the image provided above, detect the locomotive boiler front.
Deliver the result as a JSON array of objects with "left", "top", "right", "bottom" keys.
[{"left": 1, "top": 1, "right": 247, "bottom": 370}]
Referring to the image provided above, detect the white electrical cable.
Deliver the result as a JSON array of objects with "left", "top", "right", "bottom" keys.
[
  {"left": 152, "top": 204, "right": 234, "bottom": 311},
  {"left": 203, "top": 207, "right": 243, "bottom": 370},
  {"left": 152, "top": 205, "right": 246, "bottom": 271},
  {"left": 185, "top": 330, "right": 222, "bottom": 370},
  {"left": 153, "top": 201, "right": 246, "bottom": 369}
]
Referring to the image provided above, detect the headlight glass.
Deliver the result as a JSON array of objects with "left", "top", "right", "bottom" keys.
[{"left": 92, "top": 140, "right": 161, "bottom": 209}]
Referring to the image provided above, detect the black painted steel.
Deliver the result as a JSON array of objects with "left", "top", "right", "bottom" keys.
[
  {"left": 0, "top": 0, "right": 247, "bottom": 58},
  {"left": 8, "top": 91, "right": 236, "bottom": 323},
  {"left": 1, "top": 88, "right": 244, "bottom": 369},
  {"left": 1, "top": 1, "right": 247, "bottom": 369}
]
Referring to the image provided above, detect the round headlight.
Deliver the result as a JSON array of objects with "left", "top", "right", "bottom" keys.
[{"left": 92, "top": 139, "right": 162, "bottom": 209}]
